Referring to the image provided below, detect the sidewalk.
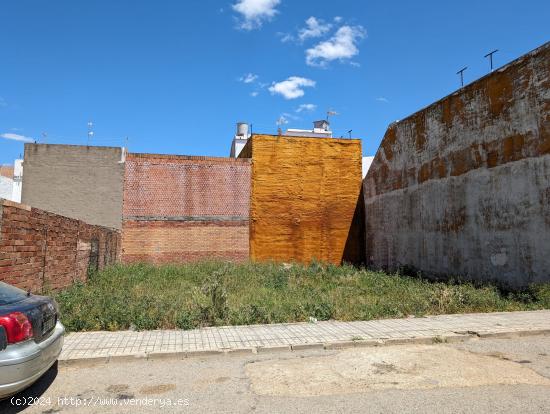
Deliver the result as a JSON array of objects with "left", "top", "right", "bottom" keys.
[{"left": 59, "top": 310, "right": 550, "bottom": 364}]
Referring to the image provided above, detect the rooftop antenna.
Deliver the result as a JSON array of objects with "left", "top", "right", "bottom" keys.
[
  {"left": 484, "top": 49, "right": 499, "bottom": 72},
  {"left": 326, "top": 109, "right": 338, "bottom": 122},
  {"left": 41, "top": 132, "right": 47, "bottom": 143},
  {"left": 87, "top": 121, "right": 94, "bottom": 145},
  {"left": 347, "top": 129, "right": 353, "bottom": 139},
  {"left": 456, "top": 67, "right": 468, "bottom": 88},
  {"left": 276, "top": 116, "right": 286, "bottom": 135}
]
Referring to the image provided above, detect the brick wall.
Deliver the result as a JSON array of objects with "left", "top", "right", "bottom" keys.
[
  {"left": 363, "top": 41, "right": 550, "bottom": 287},
  {"left": 122, "top": 154, "right": 251, "bottom": 264},
  {"left": 0, "top": 199, "right": 120, "bottom": 292}
]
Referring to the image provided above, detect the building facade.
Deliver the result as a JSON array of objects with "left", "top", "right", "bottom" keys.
[
  {"left": 22, "top": 144, "right": 125, "bottom": 229},
  {"left": 240, "top": 134, "right": 363, "bottom": 265}
]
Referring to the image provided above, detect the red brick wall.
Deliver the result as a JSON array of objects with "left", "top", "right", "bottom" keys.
[
  {"left": 122, "top": 154, "right": 251, "bottom": 264},
  {"left": 0, "top": 199, "right": 120, "bottom": 292}
]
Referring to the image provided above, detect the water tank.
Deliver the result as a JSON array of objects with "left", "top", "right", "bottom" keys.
[{"left": 236, "top": 122, "right": 249, "bottom": 137}]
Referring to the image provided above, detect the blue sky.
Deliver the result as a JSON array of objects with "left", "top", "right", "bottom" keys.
[{"left": 1, "top": 0, "right": 549, "bottom": 164}]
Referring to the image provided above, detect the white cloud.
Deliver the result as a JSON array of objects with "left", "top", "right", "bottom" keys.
[
  {"left": 279, "top": 17, "right": 332, "bottom": 44},
  {"left": 296, "top": 103, "right": 317, "bottom": 113},
  {"left": 268, "top": 76, "right": 316, "bottom": 99},
  {"left": 232, "top": 0, "right": 280, "bottom": 30},
  {"left": 1, "top": 133, "right": 34, "bottom": 143},
  {"left": 334, "top": 16, "right": 343, "bottom": 23},
  {"left": 239, "top": 73, "right": 258, "bottom": 83},
  {"left": 278, "top": 32, "right": 294, "bottom": 43},
  {"left": 298, "top": 17, "right": 332, "bottom": 42},
  {"left": 306, "top": 25, "right": 366, "bottom": 67},
  {"left": 376, "top": 97, "right": 389, "bottom": 103},
  {"left": 250, "top": 91, "right": 259, "bottom": 97}
]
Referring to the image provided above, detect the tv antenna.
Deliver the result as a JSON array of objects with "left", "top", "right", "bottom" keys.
[
  {"left": 347, "top": 129, "right": 353, "bottom": 139},
  {"left": 484, "top": 49, "right": 498, "bottom": 72},
  {"left": 326, "top": 109, "right": 338, "bottom": 122},
  {"left": 87, "top": 121, "right": 94, "bottom": 145},
  {"left": 456, "top": 67, "right": 468, "bottom": 87},
  {"left": 41, "top": 132, "right": 47, "bottom": 143}
]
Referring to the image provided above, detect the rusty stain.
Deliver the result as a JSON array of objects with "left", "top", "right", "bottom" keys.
[
  {"left": 450, "top": 148, "right": 471, "bottom": 177},
  {"left": 382, "top": 127, "right": 397, "bottom": 161},
  {"left": 441, "top": 99, "right": 453, "bottom": 128},
  {"left": 418, "top": 163, "right": 431, "bottom": 184},
  {"left": 503, "top": 134, "right": 525, "bottom": 162},
  {"left": 414, "top": 113, "right": 427, "bottom": 152},
  {"left": 485, "top": 70, "right": 514, "bottom": 116}
]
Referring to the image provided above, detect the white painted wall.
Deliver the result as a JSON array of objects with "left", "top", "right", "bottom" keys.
[
  {"left": 12, "top": 159, "right": 23, "bottom": 203},
  {"left": 362, "top": 156, "right": 374, "bottom": 178},
  {"left": 0, "top": 176, "right": 14, "bottom": 200},
  {"left": 230, "top": 138, "right": 249, "bottom": 158}
]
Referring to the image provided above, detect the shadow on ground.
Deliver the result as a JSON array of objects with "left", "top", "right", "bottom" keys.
[{"left": 0, "top": 362, "right": 59, "bottom": 413}]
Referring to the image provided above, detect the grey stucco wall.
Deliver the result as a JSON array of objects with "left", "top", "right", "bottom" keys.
[
  {"left": 363, "top": 42, "right": 550, "bottom": 288},
  {"left": 22, "top": 144, "right": 125, "bottom": 229}
]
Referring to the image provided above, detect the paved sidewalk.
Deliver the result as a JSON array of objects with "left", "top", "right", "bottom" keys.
[{"left": 59, "top": 310, "right": 550, "bottom": 363}]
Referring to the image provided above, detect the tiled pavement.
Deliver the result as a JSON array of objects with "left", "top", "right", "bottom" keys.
[{"left": 59, "top": 310, "right": 550, "bottom": 362}]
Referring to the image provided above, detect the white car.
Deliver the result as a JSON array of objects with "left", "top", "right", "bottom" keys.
[{"left": 0, "top": 282, "right": 64, "bottom": 398}]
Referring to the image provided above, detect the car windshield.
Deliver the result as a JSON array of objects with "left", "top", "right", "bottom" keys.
[{"left": 0, "top": 282, "right": 27, "bottom": 306}]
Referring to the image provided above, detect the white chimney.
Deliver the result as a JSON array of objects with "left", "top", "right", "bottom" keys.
[{"left": 230, "top": 122, "right": 251, "bottom": 158}]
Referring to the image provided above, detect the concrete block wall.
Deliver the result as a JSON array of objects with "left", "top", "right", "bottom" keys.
[
  {"left": 22, "top": 144, "right": 125, "bottom": 230},
  {"left": 0, "top": 199, "right": 120, "bottom": 292},
  {"left": 363, "top": 42, "right": 550, "bottom": 287},
  {"left": 122, "top": 154, "right": 251, "bottom": 264}
]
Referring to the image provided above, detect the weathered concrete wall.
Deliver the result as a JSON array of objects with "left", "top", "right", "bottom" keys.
[
  {"left": 0, "top": 199, "right": 120, "bottom": 292},
  {"left": 122, "top": 154, "right": 250, "bottom": 264},
  {"left": 22, "top": 144, "right": 125, "bottom": 229},
  {"left": 241, "top": 134, "right": 363, "bottom": 265},
  {"left": 364, "top": 42, "right": 550, "bottom": 287}
]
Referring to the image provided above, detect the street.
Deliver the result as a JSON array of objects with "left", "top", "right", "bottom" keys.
[{"left": 2, "top": 335, "right": 550, "bottom": 413}]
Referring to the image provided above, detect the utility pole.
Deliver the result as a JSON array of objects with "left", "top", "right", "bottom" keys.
[
  {"left": 456, "top": 67, "right": 468, "bottom": 87},
  {"left": 484, "top": 49, "right": 498, "bottom": 72}
]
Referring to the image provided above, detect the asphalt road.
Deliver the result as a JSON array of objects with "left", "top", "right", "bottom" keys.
[{"left": 2, "top": 335, "right": 550, "bottom": 414}]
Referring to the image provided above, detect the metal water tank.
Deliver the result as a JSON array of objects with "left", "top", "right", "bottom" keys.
[{"left": 236, "top": 122, "right": 249, "bottom": 137}]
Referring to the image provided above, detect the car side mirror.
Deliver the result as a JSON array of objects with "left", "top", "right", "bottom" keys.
[{"left": 0, "top": 326, "right": 7, "bottom": 351}]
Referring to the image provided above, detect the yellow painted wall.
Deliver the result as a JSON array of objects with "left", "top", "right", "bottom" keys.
[{"left": 241, "top": 134, "right": 363, "bottom": 264}]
